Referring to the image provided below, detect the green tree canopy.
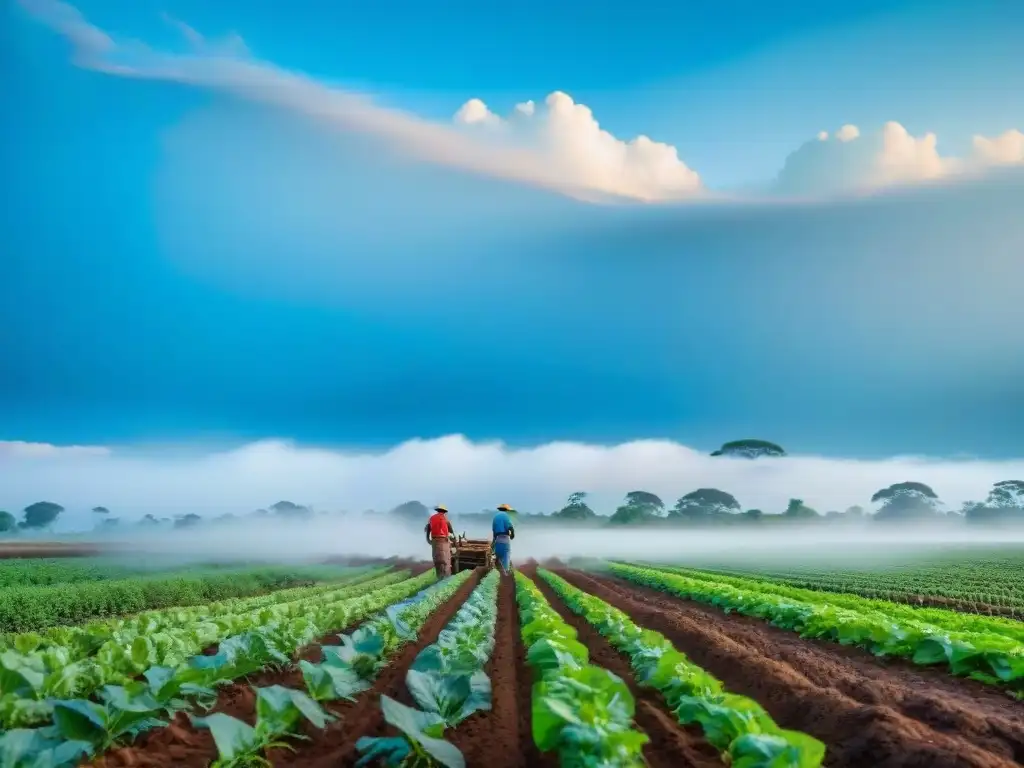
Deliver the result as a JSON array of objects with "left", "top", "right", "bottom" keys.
[
  {"left": 671, "top": 488, "right": 740, "bottom": 519},
  {"left": 987, "top": 480, "right": 1024, "bottom": 508},
  {"left": 92, "top": 506, "right": 110, "bottom": 514},
  {"left": 783, "top": 498, "right": 819, "bottom": 518},
  {"left": 174, "top": 513, "right": 202, "bottom": 529},
  {"left": 710, "top": 439, "right": 786, "bottom": 459},
  {"left": 624, "top": 491, "right": 665, "bottom": 514},
  {"left": 871, "top": 482, "right": 941, "bottom": 521},
  {"left": 0, "top": 511, "right": 16, "bottom": 533},
  {"left": 609, "top": 491, "right": 663, "bottom": 525},
  {"left": 21, "top": 501, "right": 64, "bottom": 529},
  {"left": 553, "top": 491, "right": 596, "bottom": 520}
]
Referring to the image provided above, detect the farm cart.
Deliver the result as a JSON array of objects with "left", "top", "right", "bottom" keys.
[{"left": 450, "top": 534, "right": 495, "bottom": 573}]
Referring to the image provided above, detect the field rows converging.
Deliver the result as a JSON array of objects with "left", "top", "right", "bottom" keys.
[
  {"left": 2, "top": 558, "right": 1023, "bottom": 768},
  {"left": 614, "top": 563, "right": 1024, "bottom": 689}
]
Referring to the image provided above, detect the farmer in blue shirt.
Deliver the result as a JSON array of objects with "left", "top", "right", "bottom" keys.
[{"left": 491, "top": 504, "right": 515, "bottom": 575}]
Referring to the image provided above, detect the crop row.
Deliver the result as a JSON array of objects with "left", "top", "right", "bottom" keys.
[
  {"left": 617, "top": 563, "right": 1024, "bottom": 692},
  {"left": 355, "top": 569, "right": 501, "bottom": 767},
  {"left": 0, "top": 568, "right": 418, "bottom": 730},
  {"left": 0, "top": 570, "right": 455, "bottom": 766},
  {"left": 191, "top": 570, "right": 476, "bottom": 767},
  {"left": 538, "top": 568, "right": 826, "bottom": 767},
  {"left": 515, "top": 570, "right": 650, "bottom": 767},
  {"left": 0, "top": 563, "right": 361, "bottom": 634},
  {"left": 651, "top": 565, "right": 1024, "bottom": 643}
]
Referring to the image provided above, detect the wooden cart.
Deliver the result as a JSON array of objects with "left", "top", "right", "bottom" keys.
[{"left": 450, "top": 534, "right": 495, "bottom": 573}]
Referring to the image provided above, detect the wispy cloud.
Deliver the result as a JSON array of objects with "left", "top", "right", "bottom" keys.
[
  {"left": 15, "top": 0, "right": 1024, "bottom": 203},
  {"left": 1, "top": 435, "right": 1021, "bottom": 525},
  {"left": 0, "top": 440, "right": 111, "bottom": 459}
]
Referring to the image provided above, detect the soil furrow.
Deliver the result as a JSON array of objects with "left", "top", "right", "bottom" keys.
[
  {"left": 270, "top": 568, "right": 483, "bottom": 767},
  {"left": 522, "top": 565, "right": 722, "bottom": 768},
  {"left": 446, "top": 573, "right": 529, "bottom": 768},
  {"left": 92, "top": 569, "right": 474, "bottom": 768},
  {"left": 559, "top": 568, "right": 1024, "bottom": 768}
]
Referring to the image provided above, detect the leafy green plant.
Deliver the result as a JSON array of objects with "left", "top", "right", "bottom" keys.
[
  {"left": 192, "top": 684, "right": 332, "bottom": 767},
  {"left": 613, "top": 563, "right": 1024, "bottom": 693},
  {"left": 514, "top": 572, "right": 648, "bottom": 767},
  {"left": 355, "top": 695, "right": 466, "bottom": 768},
  {"left": 539, "top": 568, "right": 826, "bottom": 768},
  {"left": 356, "top": 571, "right": 499, "bottom": 767}
]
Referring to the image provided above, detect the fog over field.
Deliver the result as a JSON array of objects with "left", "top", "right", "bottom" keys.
[
  {"left": 89, "top": 514, "right": 1024, "bottom": 570},
  {"left": 3, "top": 435, "right": 1024, "bottom": 530}
]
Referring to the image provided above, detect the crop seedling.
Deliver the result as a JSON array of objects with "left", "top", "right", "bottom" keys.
[{"left": 192, "top": 684, "right": 332, "bottom": 767}]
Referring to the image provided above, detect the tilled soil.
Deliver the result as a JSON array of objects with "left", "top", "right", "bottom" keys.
[
  {"left": 93, "top": 571, "right": 481, "bottom": 768},
  {"left": 557, "top": 568, "right": 1024, "bottom": 768},
  {"left": 523, "top": 565, "right": 723, "bottom": 768},
  {"left": 272, "top": 570, "right": 485, "bottom": 767}
]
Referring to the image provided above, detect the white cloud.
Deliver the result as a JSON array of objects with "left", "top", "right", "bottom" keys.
[
  {"left": 972, "top": 129, "right": 1024, "bottom": 166},
  {"left": 451, "top": 91, "right": 702, "bottom": 200},
  {"left": 836, "top": 124, "right": 860, "bottom": 142},
  {"left": 1, "top": 435, "right": 1022, "bottom": 532},
  {"left": 0, "top": 441, "right": 111, "bottom": 459},
  {"left": 16, "top": 0, "right": 701, "bottom": 203},
  {"left": 15, "top": 0, "right": 1024, "bottom": 204}
]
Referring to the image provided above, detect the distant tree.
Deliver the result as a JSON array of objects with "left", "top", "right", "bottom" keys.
[
  {"left": 269, "top": 500, "right": 312, "bottom": 520},
  {"left": 139, "top": 514, "right": 159, "bottom": 526},
  {"left": 215, "top": 513, "right": 237, "bottom": 523},
  {"left": 671, "top": 488, "right": 740, "bottom": 519},
  {"left": 21, "top": 501, "right": 64, "bottom": 530},
  {"left": 609, "top": 492, "right": 663, "bottom": 525},
  {"left": 624, "top": 491, "right": 665, "bottom": 516},
  {"left": 744, "top": 508, "right": 764, "bottom": 521},
  {"left": 710, "top": 439, "right": 786, "bottom": 459},
  {"left": 963, "top": 480, "right": 1024, "bottom": 524},
  {"left": 250, "top": 508, "right": 269, "bottom": 517},
  {"left": 987, "top": 480, "right": 1024, "bottom": 508},
  {"left": 871, "top": 482, "right": 941, "bottom": 521},
  {"left": 783, "top": 498, "right": 819, "bottom": 519},
  {"left": 0, "top": 511, "right": 16, "bottom": 533},
  {"left": 100, "top": 518, "right": 120, "bottom": 528},
  {"left": 92, "top": 506, "right": 110, "bottom": 515},
  {"left": 174, "top": 513, "right": 202, "bottom": 529},
  {"left": 553, "top": 492, "right": 596, "bottom": 520},
  {"left": 389, "top": 501, "right": 430, "bottom": 523},
  {"left": 844, "top": 505, "right": 866, "bottom": 517}
]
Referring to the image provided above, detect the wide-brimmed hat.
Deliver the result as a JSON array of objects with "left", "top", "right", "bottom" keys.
[
  {"left": 434, "top": 505, "right": 449, "bottom": 514},
  {"left": 496, "top": 504, "right": 513, "bottom": 512}
]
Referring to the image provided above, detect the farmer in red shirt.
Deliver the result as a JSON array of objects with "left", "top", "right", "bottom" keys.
[{"left": 424, "top": 505, "right": 453, "bottom": 578}]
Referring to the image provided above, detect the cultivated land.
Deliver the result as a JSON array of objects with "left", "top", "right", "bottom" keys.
[{"left": 0, "top": 550, "right": 1022, "bottom": 767}]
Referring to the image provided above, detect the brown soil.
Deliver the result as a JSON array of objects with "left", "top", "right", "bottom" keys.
[
  {"left": 92, "top": 572, "right": 479, "bottom": 768},
  {"left": 272, "top": 570, "right": 484, "bottom": 767},
  {"left": 446, "top": 573, "right": 533, "bottom": 768},
  {"left": 521, "top": 565, "right": 722, "bottom": 768},
  {"left": 558, "top": 569, "right": 1024, "bottom": 768},
  {"left": 0, "top": 542, "right": 109, "bottom": 559}
]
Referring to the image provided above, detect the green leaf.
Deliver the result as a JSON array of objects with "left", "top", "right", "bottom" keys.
[
  {"left": 191, "top": 712, "right": 259, "bottom": 762},
  {"left": 378, "top": 695, "right": 466, "bottom": 768},
  {"left": 354, "top": 735, "right": 411, "bottom": 767},
  {"left": 730, "top": 732, "right": 827, "bottom": 768},
  {"left": 51, "top": 699, "right": 106, "bottom": 744},
  {"left": 255, "top": 685, "right": 332, "bottom": 734}
]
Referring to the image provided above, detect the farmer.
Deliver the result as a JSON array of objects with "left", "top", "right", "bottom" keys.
[
  {"left": 491, "top": 503, "right": 516, "bottom": 575},
  {"left": 425, "top": 505, "right": 453, "bottom": 578}
]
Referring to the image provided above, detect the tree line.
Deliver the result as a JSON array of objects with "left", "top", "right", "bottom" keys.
[{"left": 3, "top": 439, "right": 1023, "bottom": 532}]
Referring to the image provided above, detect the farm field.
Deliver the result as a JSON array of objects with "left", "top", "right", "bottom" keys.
[
  {"left": 674, "top": 546, "right": 1024, "bottom": 616},
  {"left": 1, "top": 556, "right": 1023, "bottom": 767}
]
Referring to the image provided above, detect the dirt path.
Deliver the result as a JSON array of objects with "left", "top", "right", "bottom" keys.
[
  {"left": 558, "top": 569, "right": 1024, "bottom": 768},
  {"left": 94, "top": 572, "right": 480, "bottom": 768},
  {"left": 521, "top": 565, "right": 722, "bottom": 768},
  {"left": 444, "top": 573, "right": 534, "bottom": 768}
]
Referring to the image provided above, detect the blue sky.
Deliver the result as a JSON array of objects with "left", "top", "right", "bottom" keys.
[{"left": 3, "top": 0, "right": 1024, "bottom": 462}]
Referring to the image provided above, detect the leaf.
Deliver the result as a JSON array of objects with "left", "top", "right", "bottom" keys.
[
  {"left": 51, "top": 699, "right": 106, "bottom": 744},
  {"left": 354, "top": 735, "right": 411, "bottom": 767},
  {"left": 378, "top": 695, "right": 466, "bottom": 768},
  {"left": 730, "top": 731, "right": 827, "bottom": 768},
  {"left": 191, "top": 712, "right": 259, "bottom": 762},
  {"left": 255, "top": 685, "right": 332, "bottom": 734}
]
